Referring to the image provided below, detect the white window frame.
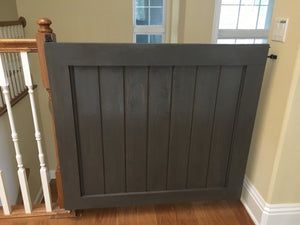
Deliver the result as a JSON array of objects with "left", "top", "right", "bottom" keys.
[
  {"left": 212, "top": 0, "right": 274, "bottom": 43},
  {"left": 133, "top": 0, "right": 166, "bottom": 43}
]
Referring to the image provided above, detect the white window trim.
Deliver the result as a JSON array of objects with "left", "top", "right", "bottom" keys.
[
  {"left": 211, "top": 0, "right": 274, "bottom": 43},
  {"left": 133, "top": 0, "right": 166, "bottom": 43}
]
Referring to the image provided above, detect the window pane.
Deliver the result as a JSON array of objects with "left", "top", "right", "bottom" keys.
[
  {"left": 236, "top": 39, "right": 255, "bottom": 44},
  {"left": 150, "top": 34, "right": 162, "bottom": 43},
  {"left": 136, "top": 34, "right": 149, "bottom": 43},
  {"left": 221, "top": 0, "right": 240, "bottom": 4},
  {"left": 150, "top": 0, "right": 163, "bottom": 6},
  {"left": 136, "top": 8, "right": 149, "bottom": 25},
  {"left": 238, "top": 6, "right": 259, "bottom": 29},
  {"left": 261, "top": 0, "right": 269, "bottom": 5},
  {"left": 255, "top": 38, "right": 268, "bottom": 43},
  {"left": 217, "top": 39, "right": 236, "bottom": 44},
  {"left": 257, "top": 6, "right": 268, "bottom": 29},
  {"left": 241, "top": 0, "right": 255, "bottom": 5},
  {"left": 219, "top": 6, "right": 239, "bottom": 29},
  {"left": 150, "top": 8, "right": 163, "bottom": 25},
  {"left": 136, "top": 0, "right": 149, "bottom": 6}
]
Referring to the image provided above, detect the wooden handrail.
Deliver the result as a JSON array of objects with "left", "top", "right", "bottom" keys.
[
  {"left": 0, "top": 39, "right": 37, "bottom": 53},
  {"left": 0, "top": 17, "right": 26, "bottom": 28}
]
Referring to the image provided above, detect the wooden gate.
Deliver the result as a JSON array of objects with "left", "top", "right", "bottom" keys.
[{"left": 45, "top": 43, "right": 268, "bottom": 210}]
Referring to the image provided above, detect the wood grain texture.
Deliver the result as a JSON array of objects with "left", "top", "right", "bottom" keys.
[
  {"left": 72, "top": 66, "right": 105, "bottom": 195},
  {"left": 99, "top": 67, "right": 126, "bottom": 194},
  {"left": 0, "top": 201, "right": 253, "bottom": 225},
  {"left": 124, "top": 67, "right": 148, "bottom": 192},
  {"left": 187, "top": 67, "right": 220, "bottom": 188},
  {"left": 147, "top": 67, "right": 172, "bottom": 191},
  {"left": 167, "top": 66, "right": 197, "bottom": 190},
  {"left": 45, "top": 44, "right": 269, "bottom": 209}
]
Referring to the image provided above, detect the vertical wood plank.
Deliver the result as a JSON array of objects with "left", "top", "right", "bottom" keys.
[
  {"left": 100, "top": 66, "right": 126, "bottom": 193},
  {"left": 167, "top": 66, "right": 197, "bottom": 190},
  {"left": 227, "top": 65, "right": 266, "bottom": 190},
  {"left": 147, "top": 67, "right": 172, "bottom": 191},
  {"left": 125, "top": 67, "right": 148, "bottom": 192},
  {"left": 72, "top": 66, "right": 105, "bottom": 195},
  {"left": 206, "top": 66, "right": 243, "bottom": 188},
  {"left": 187, "top": 66, "right": 220, "bottom": 188}
]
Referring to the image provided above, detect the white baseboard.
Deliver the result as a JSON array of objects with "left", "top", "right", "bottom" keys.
[{"left": 241, "top": 177, "right": 300, "bottom": 225}]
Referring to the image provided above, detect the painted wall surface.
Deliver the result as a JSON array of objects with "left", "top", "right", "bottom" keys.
[
  {"left": 0, "top": 0, "right": 18, "bottom": 21},
  {"left": 16, "top": 0, "right": 133, "bottom": 42},
  {"left": 245, "top": 0, "right": 300, "bottom": 203},
  {"left": 179, "top": 0, "right": 215, "bottom": 43}
]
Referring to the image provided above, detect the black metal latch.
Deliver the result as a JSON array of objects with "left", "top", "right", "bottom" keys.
[{"left": 268, "top": 54, "right": 278, "bottom": 60}]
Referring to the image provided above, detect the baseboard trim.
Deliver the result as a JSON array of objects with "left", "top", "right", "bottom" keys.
[{"left": 241, "top": 177, "right": 300, "bottom": 225}]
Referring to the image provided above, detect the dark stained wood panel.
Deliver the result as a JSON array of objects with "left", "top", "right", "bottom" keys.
[
  {"left": 45, "top": 43, "right": 269, "bottom": 210},
  {"left": 226, "top": 65, "right": 266, "bottom": 191},
  {"left": 187, "top": 66, "right": 220, "bottom": 189},
  {"left": 124, "top": 67, "right": 148, "bottom": 192},
  {"left": 206, "top": 66, "right": 244, "bottom": 188},
  {"left": 99, "top": 66, "right": 126, "bottom": 193},
  {"left": 167, "top": 66, "right": 197, "bottom": 190},
  {"left": 147, "top": 67, "right": 173, "bottom": 191},
  {"left": 71, "top": 66, "right": 105, "bottom": 195}
]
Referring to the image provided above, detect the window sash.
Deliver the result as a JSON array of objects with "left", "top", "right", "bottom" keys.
[
  {"left": 133, "top": 0, "right": 166, "bottom": 43},
  {"left": 218, "top": 29, "right": 269, "bottom": 39},
  {"left": 134, "top": 33, "right": 165, "bottom": 43},
  {"left": 212, "top": 0, "right": 274, "bottom": 43}
]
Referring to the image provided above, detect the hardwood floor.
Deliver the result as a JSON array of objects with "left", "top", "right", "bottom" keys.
[{"left": 0, "top": 201, "right": 253, "bottom": 225}]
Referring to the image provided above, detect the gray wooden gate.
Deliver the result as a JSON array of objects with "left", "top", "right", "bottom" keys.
[{"left": 45, "top": 43, "right": 268, "bottom": 210}]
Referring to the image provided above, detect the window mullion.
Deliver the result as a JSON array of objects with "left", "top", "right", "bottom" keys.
[
  {"left": 236, "top": 0, "right": 242, "bottom": 29},
  {"left": 255, "top": 0, "right": 262, "bottom": 29}
]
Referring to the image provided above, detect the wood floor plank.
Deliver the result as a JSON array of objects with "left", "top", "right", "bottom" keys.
[
  {"left": 137, "top": 206, "right": 157, "bottom": 225},
  {"left": 174, "top": 204, "right": 199, "bottom": 225},
  {"left": 0, "top": 201, "right": 253, "bottom": 225},
  {"left": 155, "top": 204, "right": 178, "bottom": 225},
  {"left": 117, "top": 207, "right": 137, "bottom": 225}
]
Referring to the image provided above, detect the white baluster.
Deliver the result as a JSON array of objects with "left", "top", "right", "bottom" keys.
[
  {"left": 0, "top": 170, "right": 11, "bottom": 215},
  {"left": 16, "top": 26, "right": 26, "bottom": 90},
  {"left": 0, "top": 55, "right": 32, "bottom": 214},
  {"left": 8, "top": 26, "right": 22, "bottom": 94},
  {"left": 20, "top": 52, "right": 52, "bottom": 212},
  {"left": 3, "top": 27, "right": 19, "bottom": 96},
  {"left": 12, "top": 26, "right": 25, "bottom": 91}
]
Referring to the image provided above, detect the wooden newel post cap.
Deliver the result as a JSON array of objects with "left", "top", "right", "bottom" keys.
[{"left": 37, "top": 18, "right": 53, "bottom": 33}]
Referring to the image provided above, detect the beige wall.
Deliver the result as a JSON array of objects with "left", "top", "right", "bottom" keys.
[
  {"left": 16, "top": 0, "right": 133, "bottom": 42},
  {"left": 245, "top": 0, "right": 300, "bottom": 203},
  {"left": 179, "top": 0, "right": 215, "bottom": 43},
  {"left": 0, "top": 0, "right": 18, "bottom": 21}
]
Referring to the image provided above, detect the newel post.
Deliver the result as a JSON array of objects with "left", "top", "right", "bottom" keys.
[{"left": 36, "top": 18, "right": 64, "bottom": 208}]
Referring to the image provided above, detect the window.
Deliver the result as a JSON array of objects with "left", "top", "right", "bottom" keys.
[
  {"left": 213, "top": 0, "right": 274, "bottom": 44},
  {"left": 133, "top": 0, "right": 165, "bottom": 43}
]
